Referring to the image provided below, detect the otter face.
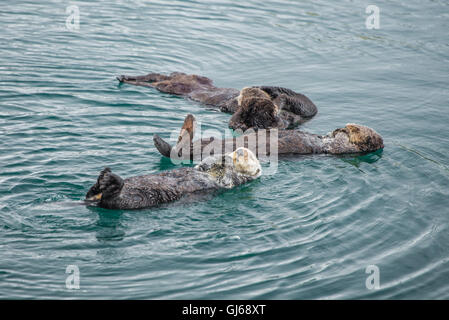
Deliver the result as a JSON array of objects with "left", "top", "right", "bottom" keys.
[
  {"left": 228, "top": 147, "right": 262, "bottom": 177},
  {"left": 331, "top": 124, "right": 384, "bottom": 152},
  {"left": 195, "top": 147, "right": 262, "bottom": 188},
  {"left": 237, "top": 87, "right": 272, "bottom": 106},
  {"left": 230, "top": 88, "right": 281, "bottom": 131}
]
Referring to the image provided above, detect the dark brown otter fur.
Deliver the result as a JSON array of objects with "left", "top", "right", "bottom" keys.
[
  {"left": 85, "top": 148, "right": 261, "bottom": 210},
  {"left": 117, "top": 72, "right": 240, "bottom": 112},
  {"left": 153, "top": 115, "right": 384, "bottom": 161},
  {"left": 229, "top": 96, "right": 282, "bottom": 131},
  {"left": 85, "top": 167, "right": 217, "bottom": 210},
  {"left": 117, "top": 72, "right": 317, "bottom": 130},
  {"left": 330, "top": 124, "right": 384, "bottom": 153}
]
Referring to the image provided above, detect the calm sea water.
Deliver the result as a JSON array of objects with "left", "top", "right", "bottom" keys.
[{"left": 1, "top": 0, "right": 448, "bottom": 299}]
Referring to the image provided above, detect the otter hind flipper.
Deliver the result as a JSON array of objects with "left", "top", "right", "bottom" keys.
[
  {"left": 86, "top": 167, "right": 111, "bottom": 200},
  {"left": 98, "top": 169, "right": 124, "bottom": 199},
  {"left": 86, "top": 167, "right": 124, "bottom": 202},
  {"left": 154, "top": 115, "right": 197, "bottom": 159},
  {"left": 177, "top": 114, "right": 196, "bottom": 145},
  {"left": 153, "top": 134, "right": 173, "bottom": 158}
]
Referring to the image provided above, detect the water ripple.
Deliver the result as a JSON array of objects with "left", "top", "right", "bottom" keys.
[{"left": 1, "top": 0, "right": 449, "bottom": 299}]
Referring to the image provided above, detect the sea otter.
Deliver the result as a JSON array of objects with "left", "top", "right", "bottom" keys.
[
  {"left": 85, "top": 147, "right": 261, "bottom": 210},
  {"left": 153, "top": 114, "right": 384, "bottom": 161},
  {"left": 116, "top": 72, "right": 317, "bottom": 130}
]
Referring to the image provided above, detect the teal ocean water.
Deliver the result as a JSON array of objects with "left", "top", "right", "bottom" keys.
[{"left": 1, "top": 0, "right": 449, "bottom": 299}]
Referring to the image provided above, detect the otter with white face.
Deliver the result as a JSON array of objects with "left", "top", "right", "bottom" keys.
[
  {"left": 85, "top": 148, "right": 261, "bottom": 210},
  {"left": 196, "top": 147, "right": 262, "bottom": 188}
]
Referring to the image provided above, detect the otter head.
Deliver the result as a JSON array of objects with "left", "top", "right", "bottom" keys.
[
  {"left": 237, "top": 87, "right": 271, "bottom": 106},
  {"left": 230, "top": 87, "right": 282, "bottom": 131},
  {"left": 195, "top": 147, "right": 262, "bottom": 188},
  {"left": 330, "top": 124, "right": 384, "bottom": 153},
  {"left": 228, "top": 147, "right": 262, "bottom": 177}
]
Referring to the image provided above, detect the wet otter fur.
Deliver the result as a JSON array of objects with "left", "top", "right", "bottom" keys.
[
  {"left": 228, "top": 86, "right": 318, "bottom": 131},
  {"left": 117, "top": 72, "right": 240, "bottom": 111},
  {"left": 85, "top": 147, "right": 261, "bottom": 210},
  {"left": 153, "top": 114, "right": 384, "bottom": 161},
  {"left": 229, "top": 87, "right": 283, "bottom": 131},
  {"left": 117, "top": 72, "right": 317, "bottom": 130},
  {"left": 329, "top": 123, "right": 384, "bottom": 153}
]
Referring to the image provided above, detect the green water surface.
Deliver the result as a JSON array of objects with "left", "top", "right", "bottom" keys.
[{"left": 0, "top": 0, "right": 448, "bottom": 299}]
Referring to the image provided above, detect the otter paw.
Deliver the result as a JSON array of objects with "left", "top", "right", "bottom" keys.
[
  {"left": 97, "top": 167, "right": 111, "bottom": 183},
  {"left": 116, "top": 75, "right": 129, "bottom": 82},
  {"left": 98, "top": 170, "right": 124, "bottom": 198}
]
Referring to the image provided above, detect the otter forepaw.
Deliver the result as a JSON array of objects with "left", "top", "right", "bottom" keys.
[{"left": 117, "top": 75, "right": 127, "bottom": 82}]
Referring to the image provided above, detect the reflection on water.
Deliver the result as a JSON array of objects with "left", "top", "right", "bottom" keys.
[
  {"left": 93, "top": 208, "right": 126, "bottom": 243},
  {"left": 340, "top": 149, "right": 384, "bottom": 167}
]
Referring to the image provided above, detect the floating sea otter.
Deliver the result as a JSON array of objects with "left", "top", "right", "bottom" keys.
[
  {"left": 117, "top": 72, "right": 317, "bottom": 130},
  {"left": 153, "top": 114, "right": 384, "bottom": 160},
  {"left": 85, "top": 147, "right": 261, "bottom": 210}
]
